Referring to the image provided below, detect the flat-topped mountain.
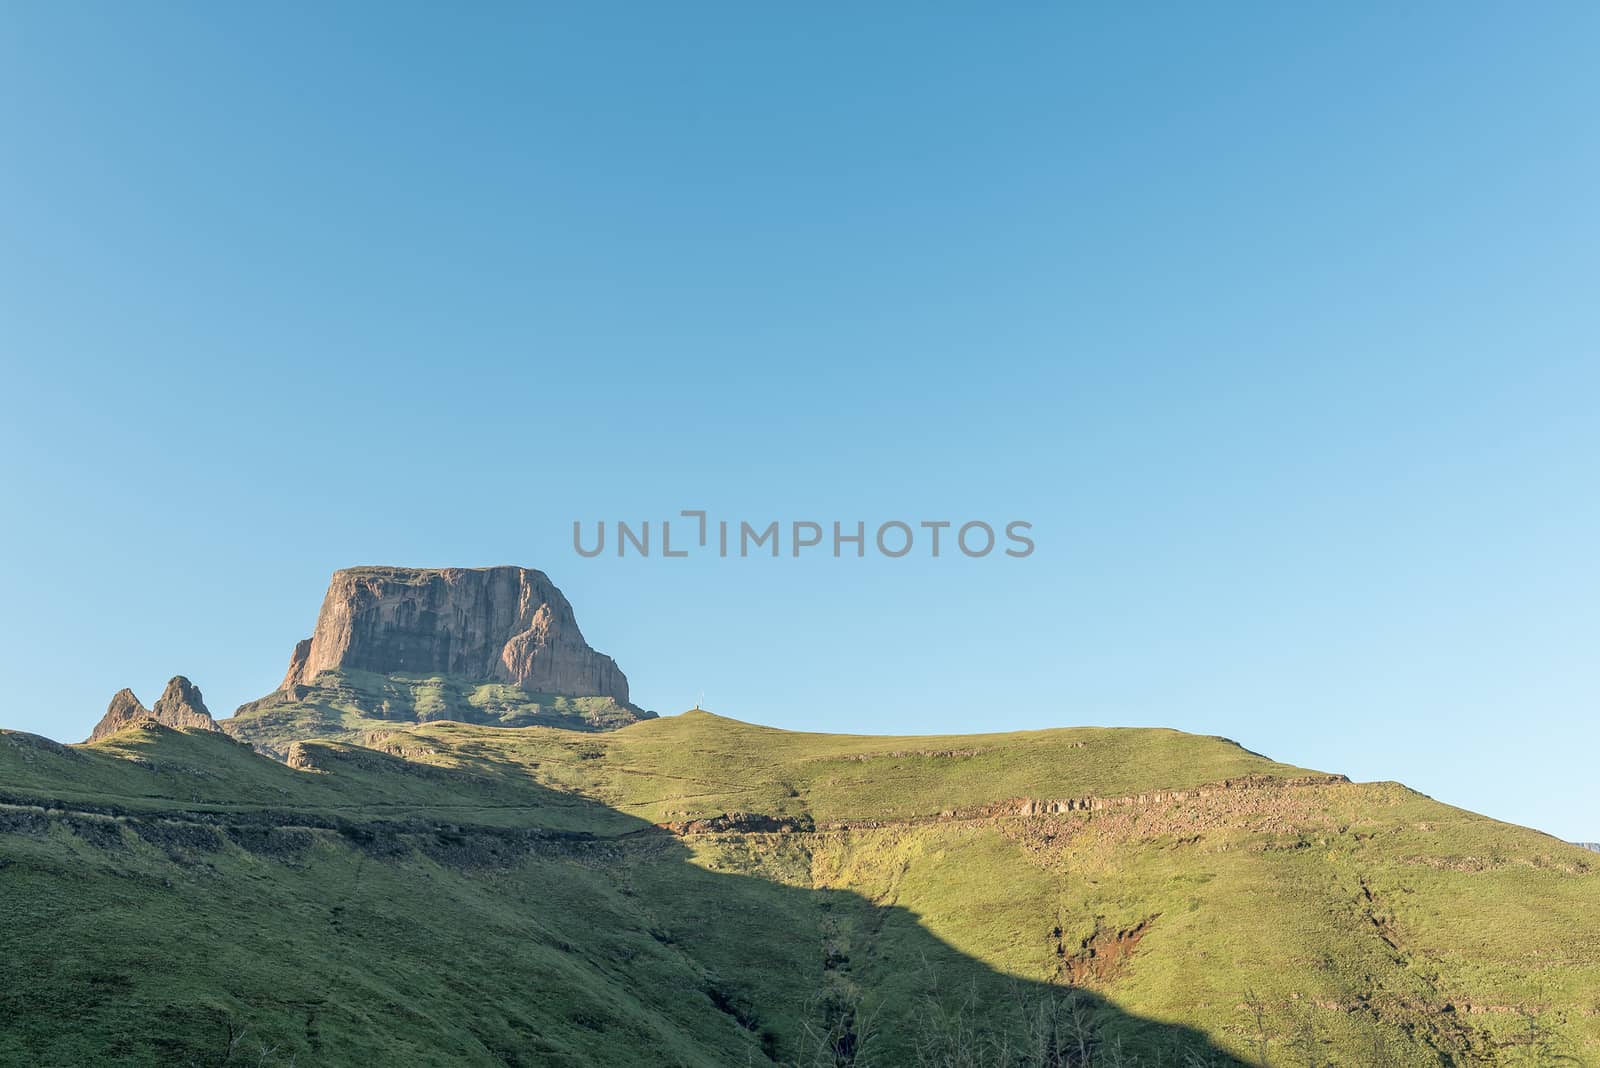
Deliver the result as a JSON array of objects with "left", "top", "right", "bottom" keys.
[
  {"left": 280, "top": 565, "right": 629, "bottom": 701},
  {"left": 226, "top": 566, "right": 650, "bottom": 755},
  {"left": 85, "top": 676, "right": 219, "bottom": 742}
]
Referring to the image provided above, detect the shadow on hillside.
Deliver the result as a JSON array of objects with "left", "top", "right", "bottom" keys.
[
  {"left": 0, "top": 733, "right": 1249, "bottom": 1067},
  {"left": 568, "top": 802, "right": 1247, "bottom": 1067}
]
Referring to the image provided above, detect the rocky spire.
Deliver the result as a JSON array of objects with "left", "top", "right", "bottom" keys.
[
  {"left": 86, "top": 676, "right": 221, "bottom": 742},
  {"left": 88, "top": 689, "right": 150, "bottom": 742},
  {"left": 151, "top": 676, "right": 219, "bottom": 731}
]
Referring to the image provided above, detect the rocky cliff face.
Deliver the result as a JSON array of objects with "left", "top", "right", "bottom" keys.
[
  {"left": 87, "top": 677, "right": 221, "bottom": 742},
  {"left": 279, "top": 566, "right": 629, "bottom": 703}
]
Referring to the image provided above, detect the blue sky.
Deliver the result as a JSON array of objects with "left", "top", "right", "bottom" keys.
[{"left": 1, "top": 5, "right": 1595, "bottom": 839}]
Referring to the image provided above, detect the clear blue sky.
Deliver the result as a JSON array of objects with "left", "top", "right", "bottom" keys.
[{"left": 2, "top": 5, "right": 1595, "bottom": 840}]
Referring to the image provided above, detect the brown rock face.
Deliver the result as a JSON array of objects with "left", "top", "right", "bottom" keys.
[
  {"left": 90, "top": 689, "right": 150, "bottom": 742},
  {"left": 87, "top": 677, "right": 221, "bottom": 742},
  {"left": 280, "top": 638, "right": 312, "bottom": 691},
  {"left": 152, "top": 677, "right": 219, "bottom": 731},
  {"left": 280, "top": 566, "right": 629, "bottom": 702}
]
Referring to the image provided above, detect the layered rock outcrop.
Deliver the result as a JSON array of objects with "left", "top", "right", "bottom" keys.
[
  {"left": 278, "top": 566, "right": 629, "bottom": 702},
  {"left": 87, "top": 676, "right": 221, "bottom": 742}
]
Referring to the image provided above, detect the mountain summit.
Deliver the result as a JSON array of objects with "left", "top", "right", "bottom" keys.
[
  {"left": 227, "top": 566, "right": 649, "bottom": 756},
  {"left": 86, "top": 676, "right": 220, "bottom": 742},
  {"left": 280, "top": 565, "right": 629, "bottom": 702}
]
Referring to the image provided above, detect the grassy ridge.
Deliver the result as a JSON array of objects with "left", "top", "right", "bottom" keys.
[
  {"left": 2, "top": 712, "right": 1596, "bottom": 1066},
  {"left": 376, "top": 710, "right": 1318, "bottom": 824}
]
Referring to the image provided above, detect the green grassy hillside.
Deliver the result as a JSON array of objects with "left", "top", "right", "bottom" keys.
[
  {"left": 2, "top": 712, "right": 1595, "bottom": 1066},
  {"left": 225, "top": 668, "right": 652, "bottom": 758}
]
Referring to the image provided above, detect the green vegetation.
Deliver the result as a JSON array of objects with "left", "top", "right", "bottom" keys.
[
  {"left": 2, "top": 711, "right": 1596, "bottom": 1066},
  {"left": 225, "top": 668, "right": 650, "bottom": 757}
]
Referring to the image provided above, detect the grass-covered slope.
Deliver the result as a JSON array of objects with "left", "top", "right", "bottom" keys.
[
  {"left": 224, "top": 668, "right": 652, "bottom": 758},
  {"left": 2, "top": 713, "right": 1596, "bottom": 1066}
]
